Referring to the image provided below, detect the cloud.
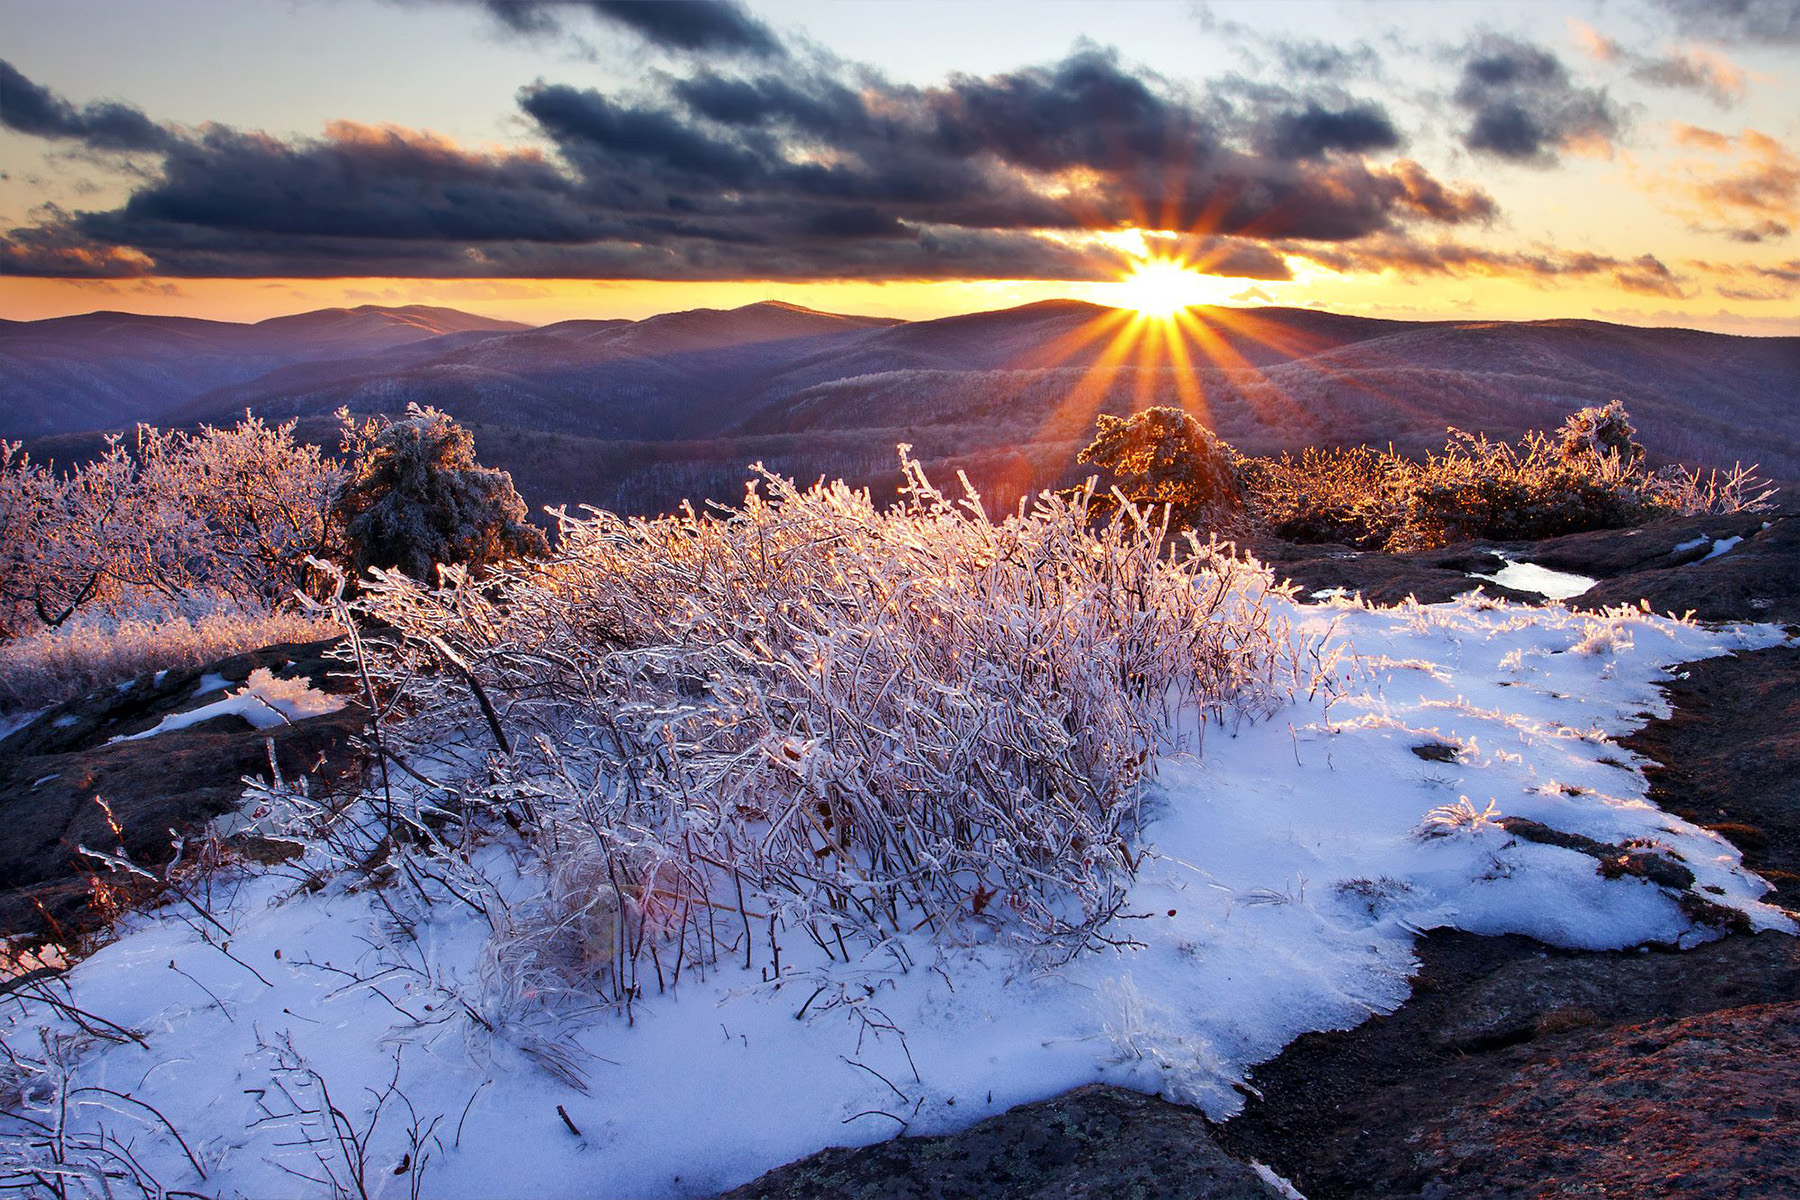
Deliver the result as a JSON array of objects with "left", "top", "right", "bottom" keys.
[
  {"left": 584, "top": 1, "right": 783, "bottom": 57},
  {"left": 1591, "top": 304, "right": 1800, "bottom": 336},
  {"left": 1452, "top": 35, "right": 1622, "bottom": 164},
  {"left": 0, "top": 59, "right": 175, "bottom": 152},
  {"left": 443, "top": 0, "right": 784, "bottom": 58},
  {"left": 1612, "top": 253, "right": 1689, "bottom": 297},
  {"left": 1255, "top": 101, "right": 1402, "bottom": 161},
  {"left": 1652, "top": 0, "right": 1800, "bottom": 45},
  {"left": 1229, "top": 285, "right": 1274, "bottom": 303},
  {"left": 95, "top": 120, "right": 602, "bottom": 242},
  {"left": 1687, "top": 257, "right": 1800, "bottom": 306},
  {"left": 1571, "top": 21, "right": 1624, "bottom": 62},
  {"left": 1715, "top": 282, "right": 1793, "bottom": 300},
  {"left": 1268, "top": 37, "right": 1383, "bottom": 80},
  {"left": 1629, "top": 47, "right": 1747, "bottom": 105},
  {"left": 0, "top": 208, "right": 156, "bottom": 277},
  {"left": 1572, "top": 24, "right": 1747, "bottom": 106},
  {"left": 1281, "top": 235, "right": 1694, "bottom": 298},
  {"left": 0, "top": 47, "right": 1495, "bottom": 282},
  {"left": 1191, "top": 6, "right": 1383, "bottom": 80},
  {"left": 1660, "top": 125, "right": 1798, "bottom": 242},
  {"left": 1138, "top": 232, "right": 1293, "bottom": 280}
]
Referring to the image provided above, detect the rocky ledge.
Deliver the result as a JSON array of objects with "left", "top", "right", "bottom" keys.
[
  {"left": 1252, "top": 511, "right": 1796, "bottom": 622},
  {"left": 0, "top": 638, "right": 364, "bottom": 945}
]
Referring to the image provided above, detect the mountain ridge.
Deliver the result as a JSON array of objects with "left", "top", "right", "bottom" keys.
[{"left": 6, "top": 300, "right": 1797, "bottom": 519}]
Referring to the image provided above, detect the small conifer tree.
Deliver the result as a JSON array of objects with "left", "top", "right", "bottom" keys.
[
  {"left": 331, "top": 404, "right": 547, "bottom": 579},
  {"left": 1076, "top": 406, "right": 1245, "bottom": 532},
  {"left": 1556, "top": 400, "right": 1643, "bottom": 464}
]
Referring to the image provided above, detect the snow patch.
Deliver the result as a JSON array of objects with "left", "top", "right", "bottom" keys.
[
  {"left": 1470, "top": 556, "right": 1596, "bottom": 601},
  {"left": 106, "top": 668, "right": 345, "bottom": 744},
  {"left": 1701, "top": 535, "right": 1743, "bottom": 561}
]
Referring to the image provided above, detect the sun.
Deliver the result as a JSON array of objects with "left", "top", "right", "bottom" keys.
[{"left": 1111, "top": 259, "right": 1218, "bottom": 318}]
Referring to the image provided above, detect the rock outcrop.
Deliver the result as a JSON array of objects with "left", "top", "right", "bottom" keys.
[
  {"left": 0, "top": 639, "right": 364, "bottom": 943},
  {"left": 722, "top": 1085, "right": 1284, "bottom": 1200}
]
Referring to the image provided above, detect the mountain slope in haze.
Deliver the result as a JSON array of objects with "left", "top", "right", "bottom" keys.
[
  {"left": 0, "top": 304, "right": 531, "bottom": 437},
  {"left": 168, "top": 300, "right": 1432, "bottom": 444},
  {"left": 167, "top": 301, "right": 903, "bottom": 441}
]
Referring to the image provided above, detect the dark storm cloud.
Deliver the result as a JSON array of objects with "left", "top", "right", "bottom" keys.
[
  {"left": 928, "top": 51, "right": 1202, "bottom": 173},
  {"left": 1256, "top": 101, "right": 1402, "bottom": 160},
  {"left": 671, "top": 72, "right": 853, "bottom": 133},
  {"left": 1653, "top": 0, "right": 1800, "bottom": 44},
  {"left": 0, "top": 59, "right": 175, "bottom": 152},
  {"left": 1453, "top": 36, "right": 1621, "bottom": 164},
  {"left": 586, "top": 1, "right": 783, "bottom": 57},
  {"left": 520, "top": 84, "right": 765, "bottom": 186},
  {"left": 90, "top": 121, "right": 606, "bottom": 242},
  {"left": 0, "top": 211, "right": 153, "bottom": 277},
  {"left": 1, "top": 46, "right": 1494, "bottom": 282},
  {"left": 453, "top": 0, "right": 784, "bottom": 57}
]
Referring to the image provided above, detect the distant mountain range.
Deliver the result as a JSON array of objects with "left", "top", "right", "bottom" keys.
[
  {"left": 0, "top": 304, "right": 530, "bottom": 438},
  {"left": 6, "top": 300, "right": 1797, "bottom": 515}
]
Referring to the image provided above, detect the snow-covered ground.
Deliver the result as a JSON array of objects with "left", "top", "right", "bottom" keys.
[{"left": 3, "top": 594, "right": 1790, "bottom": 1199}]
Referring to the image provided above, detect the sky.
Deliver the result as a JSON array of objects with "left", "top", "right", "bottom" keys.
[{"left": 0, "top": 0, "right": 1796, "bottom": 332}]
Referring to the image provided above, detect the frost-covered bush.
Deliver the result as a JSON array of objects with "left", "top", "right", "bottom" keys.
[
  {"left": 1237, "top": 403, "right": 1775, "bottom": 551},
  {"left": 1233, "top": 444, "right": 1404, "bottom": 548},
  {"left": 1556, "top": 400, "right": 1643, "bottom": 465},
  {"left": 349, "top": 453, "right": 1307, "bottom": 1011},
  {"left": 1399, "top": 427, "right": 1656, "bottom": 547},
  {"left": 331, "top": 404, "right": 546, "bottom": 580},
  {"left": 0, "top": 418, "right": 342, "bottom": 641}
]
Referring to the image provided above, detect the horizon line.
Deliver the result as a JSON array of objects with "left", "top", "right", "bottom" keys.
[{"left": 5, "top": 295, "right": 1793, "bottom": 340}]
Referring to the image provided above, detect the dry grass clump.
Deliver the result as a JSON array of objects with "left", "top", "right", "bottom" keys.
[
  {"left": 1237, "top": 403, "right": 1776, "bottom": 551},
  {"left": 0, "top": 596, "right": 337, "bottom": 715},
  {"left": 352, "top": 453, "right": 1313, "bottom": 1006}
]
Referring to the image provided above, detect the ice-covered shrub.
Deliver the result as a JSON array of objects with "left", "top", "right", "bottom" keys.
[
  {"left": 1556, "top": 400, "right": 1643, "bottom": 465},
  {"left": 0, "top": 417, "right": 342, "bottom": 641},
  {"left": 331, "top": 404, "right": 546, "bottom": 580},
  {"left": 349, "top": 452, "right": 1310, "bottom": 1011},
  {"left": 1233, "top": 444, "right": 1403, "bottom": 548},
  {"left": 1236, "top": 403, "right": 1775, "bottom": 551},
  {"left": 1399, "top": 427, "right": 1656, "bottom": 547}
]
